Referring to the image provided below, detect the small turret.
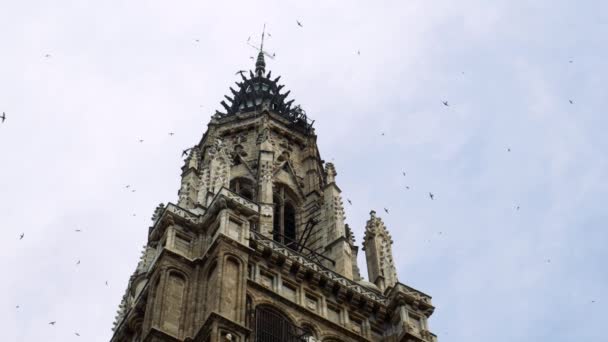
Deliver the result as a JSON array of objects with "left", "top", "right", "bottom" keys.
[{"left": 362, "top": 210, "right": 398, "bottom": 292}]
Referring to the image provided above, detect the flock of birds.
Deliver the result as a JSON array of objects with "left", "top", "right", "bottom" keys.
[{"left": 4, "top": 17, "right": 598, "bottom": 340}]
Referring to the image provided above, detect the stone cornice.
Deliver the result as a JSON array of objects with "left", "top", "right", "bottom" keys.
[
  {"left": 249, "top": 231, "right": 389, "bottom": 311},
  {"left": 386, "top": 282, "right": 435, "bottom": 317}
]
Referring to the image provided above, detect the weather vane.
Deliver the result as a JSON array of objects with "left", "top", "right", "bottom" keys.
[{"left": 247, "top": 23, "right": 276, "bottom": 60}]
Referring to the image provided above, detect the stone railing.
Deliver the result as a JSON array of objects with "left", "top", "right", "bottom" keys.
[
  {"left": 165, "top": 203, "right": 201, "bottom": 223},
  {"left": 250, "top": 230, "right": 387, "bottom": 304}
]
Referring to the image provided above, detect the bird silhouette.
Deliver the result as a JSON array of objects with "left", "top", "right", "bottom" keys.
[
  {"left": 49, "top": 321, "right": 56, "bottom": 325},
  {"left": 507, "top": 148, "right": 511, "bottom": 152},
  {"left": 429, "top": 192, "right": 435, "bottom": 200},
  {"left": 138, "top": 139, "right": 144, "bottom": 143},
  {"left": 442, "top": 101, "right": 449, "bottom": 107},
  {"left": 402, "top": 171, "right": 406, "bottom": 176},
  {"left": 347, "top": 199, "right": 352, "bottom": 205},
  {"left": 1, "top": 112, "right": 5, "bottom": 123},
  {"left": 247, "top": 36, "right": 251, "bottom": 42},
  {"left": 44, "top": 54, "right": 51, "bottom": 58},
  {"left": 357, "top": 50, "right": 360, "bottom": 55},
  {"left": 19, "top": 233, "right": 24, "bottom": 240},
  {"left": 125, "top": 185, "right": 130, "bottom": 188},
  {"left": 75, "top": 332, "right": 80, "bottom": 336},
  {"left": 516, "top": 205, "right": 520, "bottom": 210},
  {"left": 569, "top": 100, "right": 574, "bottom": 104},
  {"left": 182, "top": 148, "right": 192, "bottom": 157},
  {"left": 249, "top": 56, "right": 254, "bottom": 60},
  {"left": 384, "top": 208, "right": 389, "bottom": 214},
  {"left": 16, "top": 305, "right": 19, "bottom": 309},
  {"left": 131, "top": 189, "right": 136, "bottom": 193},
  {"left": 296, "top": 20, "right": 303, "bottom": 27},
  {"left": 76, "top": 260, "right": 80, "bottom": 265},
  {"left": 169, "top": 132, "right": 175, "bottom": 136},
  {"left": 405, "top": 186, "right": 410, "bottom": 190},
  {"left": 195, "top": 39, "right": 199, "bottom": 42},
  {"left": 105, "top": 281, "right": 108, "bottom": 286},
  {"left": 75, "top": 229, "right": 81, "bottom": 232},
  {"left": 235, "top": 70, "right": 247, "bottom": 76}
]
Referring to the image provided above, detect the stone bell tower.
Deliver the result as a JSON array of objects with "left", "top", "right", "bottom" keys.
[{"left": 110, "top": 36, "right": 438, "bottom": 342}]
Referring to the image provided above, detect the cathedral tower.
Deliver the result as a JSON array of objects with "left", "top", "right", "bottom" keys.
[{"left": 110, "top": 46, "right": 437, "bottom": 342}]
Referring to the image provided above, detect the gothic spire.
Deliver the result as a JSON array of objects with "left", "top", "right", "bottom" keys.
[{"left": 255, "top": 50, "right": 266, "bottom": 76}]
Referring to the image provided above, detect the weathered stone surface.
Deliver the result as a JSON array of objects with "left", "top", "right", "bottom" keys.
[{"left": 110, "top": 54, "right": 437, "bottom": 342}]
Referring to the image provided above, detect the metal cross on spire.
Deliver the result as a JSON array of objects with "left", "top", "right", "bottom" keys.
[{"left": 247, "top": 24, "right": 276, "bottom": 76}]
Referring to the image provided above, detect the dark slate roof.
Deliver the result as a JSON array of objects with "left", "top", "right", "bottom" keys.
[{"left": 215, "top": 52, "right": 314, "bottom": 134}]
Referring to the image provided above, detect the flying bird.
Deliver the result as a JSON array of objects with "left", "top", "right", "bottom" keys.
[
  {"left": 402, "top": 171, "right": 406, "bottom": 176},
  {"left": 296, "top": 20, "right": 303, "bottom": 27},
  {"left": 76, "top": 260, "right": 80, "bottom": 265},
  {"left": 19, "top": 233, "right": 24, "bottom": 240},
  {"left": 1, "top": 112, "right": 5, "bottom": 123},
  {"left": 75, "top": 229, "right": 81, "bottom": 232},
  {"left": 516, "top": 205, "right": 520, "bottom": 210},
  {"left": 442, "top": 101, "right": 449, "bottom": 107},
  {"left": 49, "top": 321, "right": 56, "bottom": 325},
  {"left": 267, "top": 32, "right": 272, "bottom": 38},
  {"left": 357, "top": 50, "right": 360, "bottom": 55},
  {"left": 125, "top": 185, "right": 130, "bottom": 188},
  {"left": 169, "top": 132, "right": 174, "bottom": 136},
  {"left": 131, "top": 189, "right": 136, "bottom": 192},
  {"left": 569, "top": 99, "right": 574, "bottom": 104},
  {"left": 75, "top": 332, "right": 80, "bottom": 336},
  {"left": 507, "top": 148, "right": 511, "bottom": 152},
  {"left": 105, "top": 281, "right": 108, "bottom": 286},
  {"left": 235, "top": 70, "right": 247, "bottom": 75},
  {"left": 44, "top": 54, "right": 51, "bottom": 58},
  {"left": 347, "top": 199, "right": 352, "bottom": 205},
  {"left": 381, "top": 132, "right": 385, "bottom": 136},
  {"left": 384, "top": 208, "right": 389, "bottom": 214},
  {"left": 195, "top": 39, "right": 199, "bottom": 42},
  {"left": 429, "top": 192, "right": 435, "bottom": 200},
  {"left": 16, "top": 305, "right": 19, "bottom": 309},
  {"left": 405, "top": 186, "right": 410, "bottom": 190},
  {"left": 138, "top": 139, "right": 144, "bottom": 143}
]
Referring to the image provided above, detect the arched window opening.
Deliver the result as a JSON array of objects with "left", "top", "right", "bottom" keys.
[
  {"left": 255, "top": 306, "right": 306, "bottom": 342},
  {"left": 273, "top": 194, "right": 282, "bottom": 243},
  {"left": 272, "top": 185, "right": 298, "bottom": 250},
  {"left": 284, "top": 203, "right": 296, "bottom": 249}
]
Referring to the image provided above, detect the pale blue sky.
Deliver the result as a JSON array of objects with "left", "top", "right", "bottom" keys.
[{"left": 1, "top": 1, "right": 607, "bottom": 341}]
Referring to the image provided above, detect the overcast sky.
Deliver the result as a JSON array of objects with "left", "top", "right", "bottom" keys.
[{"left": 1, "top": 1, "right": 607, "bottom": 341}]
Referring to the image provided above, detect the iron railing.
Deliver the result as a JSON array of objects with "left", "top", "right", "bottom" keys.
[{"left": 255, "top": 307, "right": 309, "bottom": 342}]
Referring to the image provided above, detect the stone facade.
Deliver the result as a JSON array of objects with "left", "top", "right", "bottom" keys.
[{"left": 110, "top": 51, "right": 437, "bottom": 342}]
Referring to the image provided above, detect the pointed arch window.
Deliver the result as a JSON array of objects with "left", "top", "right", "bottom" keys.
[{"left": 273, "top": 185, "right": 298, "bottom": 250}]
